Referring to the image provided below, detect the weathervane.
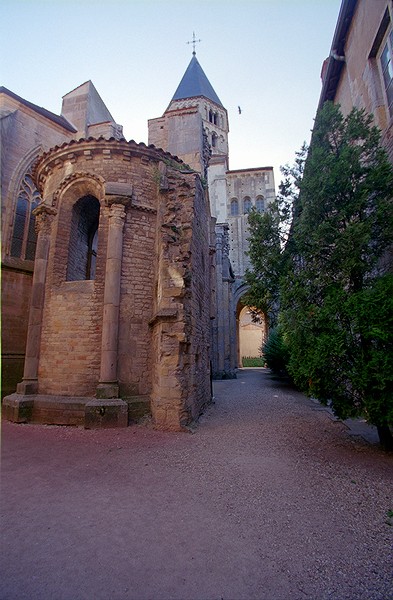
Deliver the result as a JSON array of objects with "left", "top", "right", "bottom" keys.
[{"left": 187, "top": 31, "right": 201, "bottom": 55}]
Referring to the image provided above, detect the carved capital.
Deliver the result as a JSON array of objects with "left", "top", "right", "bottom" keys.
[
  {"left": 108, "top": 202, "right": 128, "bottom": 228},
  {"left": 105, "top": 194, "right": 132, "bottom": 208},
  {"left": 32, "top": 204, "right": 57, "bottom": 235}
]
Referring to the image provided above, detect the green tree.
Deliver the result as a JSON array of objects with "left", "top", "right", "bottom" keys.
[
  {"left": 243, "top": 151, "right": 299, "bottom": 326},
  {"left": 282, "top": 102, "right": 393, "bottom": 449}
]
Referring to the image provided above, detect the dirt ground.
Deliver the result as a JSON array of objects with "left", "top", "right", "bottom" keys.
[{"left": 1, "top": 368, "right": 392, "bottom": 600}]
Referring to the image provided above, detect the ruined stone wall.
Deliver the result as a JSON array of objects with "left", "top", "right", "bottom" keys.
[{"left": 149, "top": 164, "right": 212, "bottom": 430}]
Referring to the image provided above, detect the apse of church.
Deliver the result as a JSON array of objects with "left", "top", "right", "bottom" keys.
[
  {"left": 3, "top": 136, "right": 212, "bottom": 431},
  {"left": 2, "top": 48, "right": 276, "bottom": 428}
]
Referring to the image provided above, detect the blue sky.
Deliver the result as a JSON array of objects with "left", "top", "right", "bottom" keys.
[{"left": 1, "top": 0, "right": 342, "bottom": 186}]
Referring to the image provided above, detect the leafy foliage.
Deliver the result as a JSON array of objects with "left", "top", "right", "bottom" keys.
[
  {"left": 246, "top": 102, "right": 393, "bottom": 448},
  {"left": 281, "top": 103, "right": 393, "bottom": 448},
  {"left": 262, "top": 328, "right": 289, "bottom": 375},
  {"left": 243, "top": 159, "right": 296, "bottom": 327}
]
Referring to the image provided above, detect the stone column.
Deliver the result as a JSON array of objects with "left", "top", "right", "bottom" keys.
[
  {"left": 96, "top": 197, "right": 129, "bottom": 399},
  {"left": 17, "top": 204, "right": 57, "bottom": 395}
]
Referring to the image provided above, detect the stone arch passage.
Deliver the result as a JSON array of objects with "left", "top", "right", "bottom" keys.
[{"left": 236, "top": 300, "right": 267, "bottom": 368}]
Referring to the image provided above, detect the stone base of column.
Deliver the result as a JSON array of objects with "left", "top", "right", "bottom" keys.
[
  {"left": 85, "top": 399, "right": 128, "bottom": 429},
  {"left": 96, "top": 382, "right": 119, "bottom": 399},
  {"left": 2, "top": 394, "right": 34, "bottom": 423},
  {"left": 16, "top": 379, "right": 39, "bottom": 395}
]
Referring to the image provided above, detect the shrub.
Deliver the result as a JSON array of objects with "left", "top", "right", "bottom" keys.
[{"left": 262, "top": 328, "right": 289, "bottom": 374}]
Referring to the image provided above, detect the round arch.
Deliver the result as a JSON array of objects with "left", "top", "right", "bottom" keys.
[{"left": 233, "top": 282, "right": 268, "bottom": 367}]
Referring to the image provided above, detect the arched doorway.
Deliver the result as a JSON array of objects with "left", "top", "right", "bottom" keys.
[{"left": 236, "top": 302, "right": 267, "bottom": 367}]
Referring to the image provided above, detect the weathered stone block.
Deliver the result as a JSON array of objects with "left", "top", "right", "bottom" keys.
[
  {"left": 124, "top": 395, "right": 151, "bottom": 424},
  {"left": 2, "top": 394, "right": 33, "bottom": 422},
  {"left": 84, "top": 399, "right": 128, "bottom": 429}
]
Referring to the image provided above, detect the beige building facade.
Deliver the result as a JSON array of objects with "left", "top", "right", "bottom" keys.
[{"left": 320, "top": 0, "right": 393, "bottom": 162}]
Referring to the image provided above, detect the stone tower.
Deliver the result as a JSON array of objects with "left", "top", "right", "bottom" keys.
[
  {"left": 149, "top": 50, "right": 275, "bottom": 374},
  {"left": 148, "top": 52, "right": 229, "bottom": 222}
]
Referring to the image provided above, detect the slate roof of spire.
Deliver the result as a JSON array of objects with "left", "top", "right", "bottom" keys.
[{"left": 172, "top": 55, "right": 223, "bottom": 107}]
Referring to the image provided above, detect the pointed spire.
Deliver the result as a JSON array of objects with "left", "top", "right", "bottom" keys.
[{"left": 171, "top": 55, "right": 223, "bottom": 107}]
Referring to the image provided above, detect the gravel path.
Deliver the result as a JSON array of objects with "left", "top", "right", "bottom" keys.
[{"left": 1, "top": 368, "right": 392, "bottom": 600}]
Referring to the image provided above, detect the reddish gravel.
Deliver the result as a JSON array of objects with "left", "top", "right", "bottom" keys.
[{"left": 1, "top": 368, "right": 392, "bottom": 600}]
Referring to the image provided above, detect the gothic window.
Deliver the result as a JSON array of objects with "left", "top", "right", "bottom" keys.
[
  {"left": 230, "top": 198, "right": 239, "bottom": 216},
  {"left": 10, "top": 172, "right": 41, "bottom": 261},
  {"left": 213, "top": 113, "right": 218, "bottom": 126},
  {"left": 256, "top": 196, "right": 265, "bottom": 213},
  {"left": 380, "top": 28, "right": 393, "bottom": 117},
  {"left": 209, "top": 110, "right": 213, "bottom": 123},
  {"left": 243, "top": 196, "right": 252, "bottom": 214},
  {"left": 66, "top": 195, "right": 100, "bottom": 281},
  {"left": 211, "top": 132, "right": 218, "bottom": 148}
]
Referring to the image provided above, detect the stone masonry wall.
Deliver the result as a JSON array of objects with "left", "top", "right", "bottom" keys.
[
  {"left": 118, "top": 206, "right": 156, "bottom": 397},
  {"left": 33, "top": 138, "right": 212, "bottom": 429},
  {"left": 1, "top": 268, "right": 32, "bottom": 397}
]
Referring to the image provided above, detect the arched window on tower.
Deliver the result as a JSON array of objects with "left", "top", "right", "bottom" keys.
[
  {"left": 10, "top": 171, "right": 41, "bottom": 261},
  {"left": 230, "top": 198, "right": 239, "bottom": 216},
  {"left": 256, "top": 196, "right": 265, "bottom": 213},
  {"left": 209, "top": 109, "right": 213, "bottom": 123},
  {"left": 243, "top": 196, "right": 252, "bottom": 214},
  {"left": 211, "top": 132, "right": 218, "bottom": 148},
  {"left": 213, "top": 112, "right": 218, "bottom": 126},
  {"left": 66, "top": 195, "right": 100, "bottom": 281}
]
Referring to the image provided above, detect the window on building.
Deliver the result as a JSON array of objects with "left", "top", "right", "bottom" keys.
[
  {"left": 66, "top": 195, "right": 100, "bottom": 281},
  {"left": 209, "top": 110, "right": 213, "bottom": 123},
  {"left": 230, "top": 198, "right": 239, "bottom": 216},
  {"left": 10, "top": 172, "right": 41, "bottom": 261},
  {"left": 256, "top": 196, "right": 265, "bottom": 213},
  {"left": 380, "top": 29, "right": 393, "bottom": 117},
  {"left": 212, "top": 132, "right": 218, "bottom": 148},
  {"left": 213, "top": 113, "right": 218, "bottom": 126},
  {"left": 243, "top": 196, "right": 252, "bottom": 214}
]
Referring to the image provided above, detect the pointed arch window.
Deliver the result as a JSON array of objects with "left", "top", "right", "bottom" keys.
[
  {"left": 230, "top": 198, "right": 239, "bottom": 216},
  {"left": 256, "top": 196, "right": 265, "bottom": 213},
  {"left": 243, "top": 196, "right": 252, "bottom": 214},
  {"left": 10, "top": 172, "right": 41, "bottom": 261}
]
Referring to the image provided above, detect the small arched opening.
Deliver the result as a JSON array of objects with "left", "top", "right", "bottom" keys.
[
  {"left": 243, "top": 196, "right": 252, "bottom": 214},
  {"left": 230, "top": 198, "right": 239, "bottom": 216}
]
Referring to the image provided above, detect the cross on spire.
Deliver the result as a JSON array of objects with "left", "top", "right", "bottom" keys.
[{"left": 187, "top": 31, "right": 201, "bottom": 55}]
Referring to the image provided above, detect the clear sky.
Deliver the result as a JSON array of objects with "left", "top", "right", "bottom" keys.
[{"left": 1, "top": 0, "right": 342, "bottom": 187}]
